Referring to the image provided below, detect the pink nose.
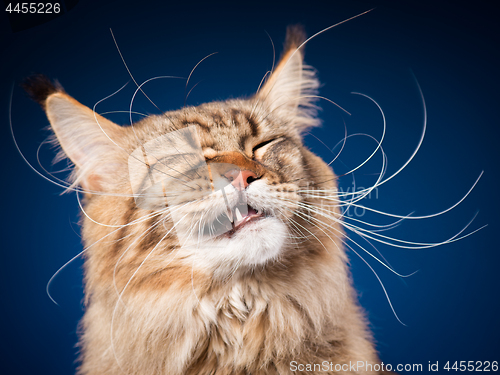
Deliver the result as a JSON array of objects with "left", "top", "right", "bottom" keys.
[{"left": 224, "top": 169, "right": 258, "bottom": 190}]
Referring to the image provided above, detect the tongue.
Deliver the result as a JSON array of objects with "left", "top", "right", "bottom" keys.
[{"left": 247, "top": 206, "right": 257, "bottom": 216}]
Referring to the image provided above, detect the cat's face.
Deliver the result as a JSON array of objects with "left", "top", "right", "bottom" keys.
[
  {"left": 34, "top": 26, "right": 342, "bottom": 280},
  {"left": 118, "top": 99, "right": 333, "bottom": 274}
]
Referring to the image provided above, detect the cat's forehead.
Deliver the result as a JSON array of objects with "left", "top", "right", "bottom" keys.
[{"left": 139, "top": 99, "right": 294, "bottom": 152}]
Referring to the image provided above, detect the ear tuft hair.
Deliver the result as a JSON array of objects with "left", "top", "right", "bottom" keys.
[
  {"left": 255, "top": 25, "right": 320, "bottom": 133},
  {"left": 283, "top": 24, "right": 307, "bottom": 53},
  {"left": 23, "top": 78, "right": 128, "bottom": 193},
  {"left": 21, "top": 74, "right": 64, "bottom": 109}
]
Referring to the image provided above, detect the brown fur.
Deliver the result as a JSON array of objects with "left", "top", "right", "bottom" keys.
[{"left": 27, "top": 26, "right": 392, "bottom": 374}]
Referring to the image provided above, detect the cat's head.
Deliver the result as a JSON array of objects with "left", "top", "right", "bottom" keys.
[{"left": 24, "top": 26, "right": 343, "bottom": 279}]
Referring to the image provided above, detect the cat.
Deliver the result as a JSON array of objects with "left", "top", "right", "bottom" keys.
[{"left": 23, "top": 25, "right": 397, "bottom": 375}]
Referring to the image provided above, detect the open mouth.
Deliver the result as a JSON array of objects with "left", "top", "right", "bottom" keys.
[
  {"left": 223, "top": 203, "right": 263, "bottom": 237},
  {"left": 232, "top": 204, "right": 263, "bottom": 230},
  {"left": 202, "top": 202, "right": 264, "bottom": 238}
]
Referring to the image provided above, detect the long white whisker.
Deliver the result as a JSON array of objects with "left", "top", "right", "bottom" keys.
[
  {"left": 112, "top": 216, "right": 169, "bottom": 302},
  {"left": 360, "top": 72, "right": 427, "bottom": 189},
  {"left": 279, "top": 198, "right": 409, "bottom": 323},
  {"left": 10, "top": 84, "right": 87, "bottom": 193},
  {"left": 339, "top": 92, "right": 386, "bottom": 175},
  {"left": 184, "top": 52, "right": 218, "bottom": 107},
  {"left": 258, "top": 9, "right": 374, "bottom": 108},
  {"left": 76, "top": 192, "right": 124, "bottom": 228},
  {"left": 288, "top": 203, "right": 413, "bottom": 277},
  {"left": 308, "top": 171, "right": 483, "bottom": 220},
  {"left": 249, "top": 29, "right": 276, "bottom": 119},
  {"left": 36, "top": 140, "right": 74, "bottom": 184},
  {"left": 184, "top": 80, "right": 203, "bottom": 104},
  {"left": 293, "top": 199, "right": 409, "bottom": 229},
  {"left": 128, "top": 77, "right": 208, "bottom": 190},
  {"left": 347, "top": 242, "right": 407, "bottom": 326},
  {"left": 99, "top": 110, "right": 148, "bottom": 117},
  {"left": 45, "top": 205, "right": 167, "bottom": 304},
  {"left": 45, "top": 248, "right": 87, "bottom": 306},
  {"left": 304, "top": 116, "right": 348, "bottom": 167},
  {"left": 14, "top": 82, "right": 152, "bottom": 199},
  {"left": 128, "top": 75, "right": 183, "bottom": 129},
  {"left": 92, "top": 80, "right": 130, "bottom": 148},
  {"left": 301, "top": 95, "right": 351, "bottom": 115},
  {"left": 90, "top": 80, "right": 197, "bottom": 192},
  {"left": 110, "top": 28, "right": 162, "bottom": 112},
  {"left": 343, "top": 213, "right": 485, "bottom": 249},
  {"left": 110, "top": 217, "right": 182, "bottom": 369}
]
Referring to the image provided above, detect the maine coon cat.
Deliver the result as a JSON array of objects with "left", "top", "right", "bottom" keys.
[{"left": 23, "top": 25, "right": 401, "bottom": 375}]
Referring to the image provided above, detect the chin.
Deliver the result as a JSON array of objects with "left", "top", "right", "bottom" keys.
[{"left": 186, "top": 217, "right": 288, "bottom": 275}]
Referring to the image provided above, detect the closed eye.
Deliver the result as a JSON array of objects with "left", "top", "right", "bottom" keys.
[
  {"left": 252, "top": 139, "right": 276, "bottom": 152},
  {"left": 252, "top": 137, "right": 283, "bottom": 160}
]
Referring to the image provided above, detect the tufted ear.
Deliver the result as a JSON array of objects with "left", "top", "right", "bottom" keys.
[
  {"left": 256, "top": 25, "right": 320, "bottom": 131},
  {"left": 23, "top": 75, "right": 128, "bottom": 192}
]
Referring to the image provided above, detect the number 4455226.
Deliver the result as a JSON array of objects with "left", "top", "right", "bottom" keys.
[
  {"left": 444, "top": 361, "right": 498, "bottom": 372},
  {"left": 5, "top": 3, "right": 61, "bottom": 14}
]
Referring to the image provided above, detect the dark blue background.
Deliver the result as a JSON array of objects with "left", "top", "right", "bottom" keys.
[{"left": 1, "top": 1, "right": 498, "bottom": 374}]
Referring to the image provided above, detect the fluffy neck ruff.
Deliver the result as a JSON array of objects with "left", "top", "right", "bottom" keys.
[{"left": 79, "top": 216, "right": 379, "bottom": 374}]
